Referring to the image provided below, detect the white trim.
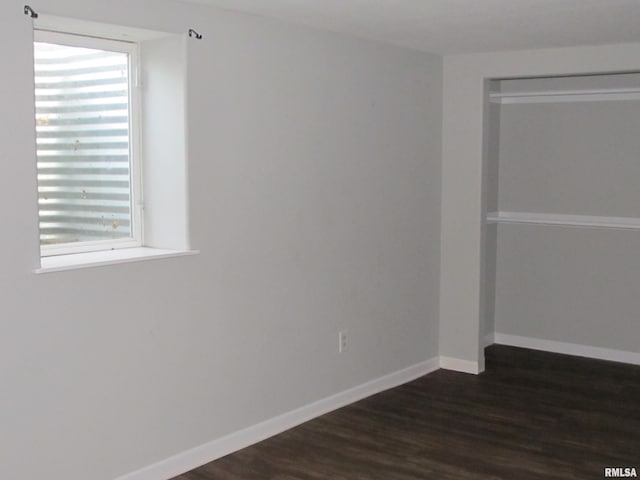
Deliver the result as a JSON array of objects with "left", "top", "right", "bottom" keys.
[
  {"left": 34, "top": 29, "right": 144, "bottom": 257},
  {"left": 40, "top": 238, "right": 142, "bottom": 258},
  {"left": 114, "top": 357, "right": 440, "bottom": 480},
  {"left": 494, "top": 333, "right": 640, "bottom": 366},
  {"left": 489, "top": 87, "right": 640, "bottom": 104},
  {"left": 35, "top": 247, "right": 199, "bottom": 274},
  {"left": 439, "top": 356, "right": 481, "bottom": 374},
  {"left": 34, "top": 28, "right": 137, "bottom": 51},
  {"left": 35, "top": 14, "right": 174, "bottom": 43},
  {"left": 486, "top": 211, "right": 640, "bottom": 231}
]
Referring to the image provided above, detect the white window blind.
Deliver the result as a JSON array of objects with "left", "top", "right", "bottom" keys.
[{"left": 34, "top": 37, "right": 136, "bottom": 251}]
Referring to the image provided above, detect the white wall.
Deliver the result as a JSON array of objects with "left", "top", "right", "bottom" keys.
[
  {"left": 0, "top": 0, "right": 442, "bottom": 478},
  {"left": 441, "top": 43, "right": 640, "bottom": 370}
]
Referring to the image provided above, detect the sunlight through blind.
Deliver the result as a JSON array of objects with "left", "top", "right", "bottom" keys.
[{"left": 34, "top": 41, "right": 133, "bottom": 246}]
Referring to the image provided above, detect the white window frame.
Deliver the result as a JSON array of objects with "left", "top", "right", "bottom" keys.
[{"left": 34, "top": 29, "right": 143, "bottom": 257}]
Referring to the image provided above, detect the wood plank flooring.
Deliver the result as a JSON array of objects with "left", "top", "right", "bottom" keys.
[{"left": 173, "top": 345, "right": 640, "bottom": 480}]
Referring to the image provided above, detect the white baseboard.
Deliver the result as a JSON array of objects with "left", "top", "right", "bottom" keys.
[
  {"left": 436, "top": 336, "right": 494, "bottom": 374},
  {"left": 114, "top": 356, "right": 440, "bottom": 480},
  {"left": 494, "top": 333, "right": 640, "bottom": 366},
  {"left": 439, "top": 356, "right": 482, "bottom": 374}
]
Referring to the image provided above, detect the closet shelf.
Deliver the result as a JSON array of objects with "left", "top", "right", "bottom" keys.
[
  {"left": 486, "top": 211, "right": 640, "bottom": 230},
  {"left": 489, "top": 87, "right": 640, "bottom": 104}
]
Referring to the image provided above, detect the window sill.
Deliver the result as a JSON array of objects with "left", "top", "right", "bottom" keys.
[{"left": 34, "top": 247, "right": 200, "bottom": 274}]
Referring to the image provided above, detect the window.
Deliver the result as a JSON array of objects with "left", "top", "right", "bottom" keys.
[
  {"left": 33, "top": 30, "right": 141, "bottom": 257},
  {"left": 30, "top": 18, "right": 193, "bottom": 273}
]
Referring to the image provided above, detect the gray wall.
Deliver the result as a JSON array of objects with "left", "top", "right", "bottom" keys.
[
  {"left": 495, "top": 223, "right": 640, "bottom": 353},
  {"left": 498, "top": 99, "right": 640, "bottom": 217},
  {"left": 493, "top": 75, "right": 640, "bottom": 352},
  {"left": 482, "top": 99, "right": 501, "bottom": 340},
  {"left": 0, "top": 0, "right": 442, "bottom": 478}
]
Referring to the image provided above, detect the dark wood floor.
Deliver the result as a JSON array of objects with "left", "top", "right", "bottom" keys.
[{"left": 173, "top": 345, "right": 640, "bottom": 480}]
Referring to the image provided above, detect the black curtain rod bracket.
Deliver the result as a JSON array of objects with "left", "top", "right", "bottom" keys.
[
  {"left": 24, "top": 5, "right": 38, "bottom": 19},
  {"left": 188, "top": 29, "right": 202, "bottom": 40}
]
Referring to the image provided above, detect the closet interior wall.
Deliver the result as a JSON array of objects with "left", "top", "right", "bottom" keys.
[{"left": 486, "top": 73, "right": 640, "bottom": 360}]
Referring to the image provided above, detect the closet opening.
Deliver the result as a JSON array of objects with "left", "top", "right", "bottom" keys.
[{"left": 482, "top": 72, "right": 640, "bottom": 365}]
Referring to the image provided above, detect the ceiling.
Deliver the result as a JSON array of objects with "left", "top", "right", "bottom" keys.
[{"left": 184, "top": 0, "right": 640, "bottom": 55}]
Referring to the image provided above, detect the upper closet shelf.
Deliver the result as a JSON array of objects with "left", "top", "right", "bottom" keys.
[
  {"left": 487, "top": 212, "right": 640, "bottom": 231},
  {"left": 489, "top": 87, "right": 640, "bottom": 104}
]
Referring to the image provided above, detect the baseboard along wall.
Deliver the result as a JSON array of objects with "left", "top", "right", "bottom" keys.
[
  {"left": 439, "top": 356, "right": 483, "bottom": 374},
  {"left": 116, "top": 332, "right": 639, "bottom": 480},
  {"left": 490, "top": 333, "right": 640, "bottom": 366},
  {"left": 115, "top": 356, "right": 441, "bottom": 480}
]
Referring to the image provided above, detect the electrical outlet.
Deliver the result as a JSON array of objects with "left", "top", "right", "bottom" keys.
[{"left": 339, "top": 330, "right": 348, "bottom": 353}]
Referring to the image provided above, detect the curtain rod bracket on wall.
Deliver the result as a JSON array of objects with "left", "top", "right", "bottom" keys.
[
  {"left": 188, "top": 29, "right": 203, "bottom": 40},
  {"left": 24, "top": 5, "right": 38, "bottom": 19}
]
